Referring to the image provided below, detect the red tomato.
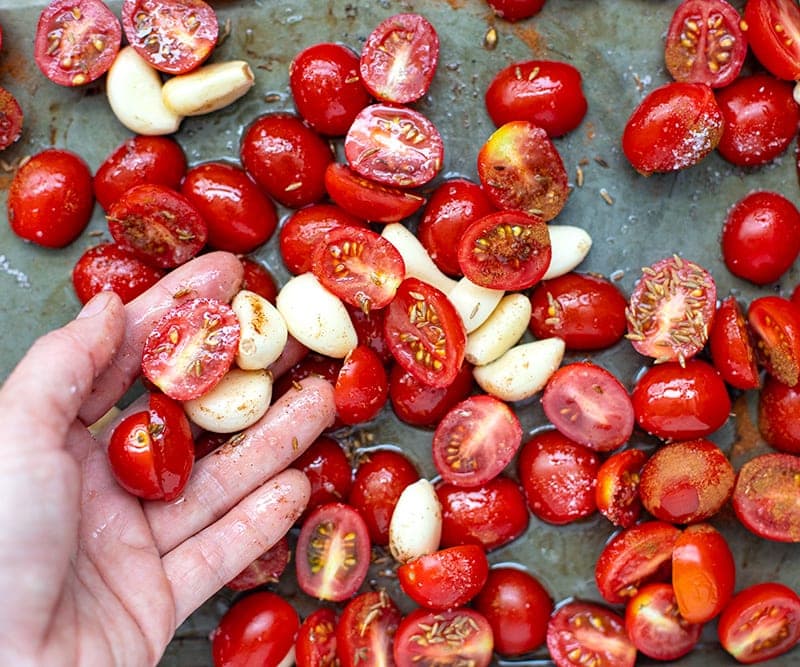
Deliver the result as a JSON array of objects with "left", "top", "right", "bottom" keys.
[
  {"left": 210, "top": 591, "right": 298, "bottom": 667},
  {"left": 72, "top": 243, "right": 164, "bottom": 305},
  {"left": 106, "top": 184, "right": 207, "bottom": 269},
  {"left": 748, "top": 295, "right": 800, "bottom": 386},
  {"left": 393, "top": 607, "right": 493, "bottom": 667},
  {"left": 359, "top": 13, "right": 439, "bottom": 104},
  {"left": 295, "top": 502, "right": 371, "bottom": 602},
  {"left": 639, "top": 439, "right": 735, "bottom": 524},
  {"left": 744, "top": 0, "right": 800, "bottom": 80},
  {"left": 759, "top": 375, "right": 800, "bottom": 454},
  {"left": 289, "top": 42, "right": 371, "bottom": 136},
  {"left": 239, "top": 256, "right": 278, "bottom": 304},
  {"left": 141, "top": 297, "right": 240, "bottom": 401},
  {"left": 485, "top": 60, "right": 587, "bottom": 136},
  {"left": 456, "top": 210, "right": 551, "bottom": 290},
  {"left": 397, "top": 544, "right": 489, "bottom": 610},
  {"left": 121, "top": 0, "right": 217, "bottom": 75},
  {"left": 529, "top": 272, "right": 628, "bottom": 350},
  {"left": 437, "top": 476, "right": 529, "bottom": 551},
  {"left": 417, "top": 178, "right": 496, "bottom": 277},
  {"left": 180, "top": 161, "right": 278, "bottom": 254},
  {"left": 477, "top": 120, "right": 569, "bottom": 221},
  {"left": 626, "top": 255, "right": 717, "bottom": 364},
  {"left": 240, "top": 112, "right": 332, "bottom": 209},
  {"left": 631, "top": 359, "right": 732, "bottom": 441},
  {"left": 517, "top": 429, "right": 600, "bottom": 525},
  {"left": 709, "top": 296, "right": 760, "bottom": 390},
  {"left": 296, "top": 607, "right": 338, "bottom": 667},
  {"left": 718, "top": 582, "right": 800, "bottom": 663},
  {"left": 346, "top": 304, "right": 393, "bottom": 365},
  {"left": 546, "top": 601, "right": 636, "bottom": 667},
  {"left": 389, "top": 362, "right": 474, "bottom": 428},
  {"left": 345, "top": 103, "right": 444, "bottom": 188},
  {"left": 384, "top": 277, "right": 466, "bottom": 388},
  {"left": 225, "top": 536, "right": 290, "bottom": 591},
  {"left": 312, "top": 225, "right": 405, "bottom": 312},
  {"left": 664, "top": 0, "right": 747, "bottom": 88},
  {"left": 672, "top": 524, "right": 735, "bottom": 623},
  {"left": 93, "top": 135, "right": 187, "bottom": 212},
  {"left": 432, "top": 394, "right": 522, "bottom": 487},
  {"left": 732, "top": 452, "right": 800, "bottom": 542},
  {"left": 290, "top": 436, "right": 353, "bottom": 517},
  {"left": 541, "top": 362, "right": 634, "bottom": 452},
  {"left": 473, "top": 567, "right": 552, "bottom": 656},
  {"left": 34, "top": 0, "right": 121, "bottom": 86},
  {"left": 272, "top": 353, "right": 341, "bottom": 404},
  {"left": 595, "top": 448, "right": 648, "bottom": 528},
  {"left": 622, "top": 81, "right": 724, "bottom": 174},
  {"left": 594, "top": 521, "right": 681, "bottom": 604},
  {"left": 486, "top": 0, "right": 547, "bottom": 21},
  {"left": 107, "top": 392, "right": 194, "bottom": 501},
  {"left": 8, "top": 148, "right": 93, "bottom": 248},
  {"left": 625, "top": 582, "right": 703, "bottom": 660},
  {"left": 334, "top": 345, "right": 389, "bottom": 425},
  {"left": 0, "top": 87, "right": 23, "bottom": 150},
  {"left": 336, "top": 590, "right": 402, "bottom": 667}
]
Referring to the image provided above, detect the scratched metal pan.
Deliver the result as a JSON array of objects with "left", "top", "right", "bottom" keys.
[{"left": 0, "top": 0, "right": 796, "bottom": 664}]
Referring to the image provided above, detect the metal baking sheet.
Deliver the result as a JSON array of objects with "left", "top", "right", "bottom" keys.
[{"left": 0, "top": 0, "right": 797, "bottom": 665}]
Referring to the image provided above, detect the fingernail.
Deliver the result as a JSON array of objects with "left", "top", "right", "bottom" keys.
[{"left": 77, "top": 291, "right": 115, "bottom": 320}]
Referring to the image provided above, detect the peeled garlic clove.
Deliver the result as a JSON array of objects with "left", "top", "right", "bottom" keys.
[
  {"left": 162, "top": 60, "right": 255, "bottom": 117},
  {"left": 473, "top": 338, "right": 565, "bottom": 402},
  {"left": 276, "top": 273, "right": 357, "bottom": 359},
  {"left": 389, "top": 479, "right": 442, "bottom": 564},
  {"left": 232, "top": 290, "right": 288, "bottom": 370},
  {"left": 447, "top": 277, "right": 504, "bottom": 333},
  {"left": 183, "top": 368, "right": 273, "bottom": 433},
  {"left": 466, "top": 293, "right": 532, "bottom": 366},
  {"left": 543, "top": 225, "right": 592, "bottom": 280},
  {"left": 381, "top": 223, "right": 457, "bottom": 295},
  {"left": 106, "top": 46, "right": 183, "bottom": 135}
]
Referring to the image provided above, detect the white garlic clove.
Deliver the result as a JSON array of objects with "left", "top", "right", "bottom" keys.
[
  {"left": 389, "top": 478, "right": 442, "bottom": 564},
  {"left": 466, "top": 292, "right": 532, "bottom": 366},
  {"left": 447, "top": 277, "right": 504, "bottom": 333},
  {"left": 543, "top": 225, "right": 593, "bottom": 280},
  {"left": 381, "top": 223, "right": 457, "bottom": 295},
  {"left": 162, "top": 60, "right": 255, "bottom": 117},
  {"left": 232, "top": 290, "right": 288, "bottom": 370}
]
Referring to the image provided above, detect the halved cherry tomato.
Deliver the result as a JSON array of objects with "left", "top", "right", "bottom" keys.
[
  {"left": 758, "top": 375, "right": 800, "bottom": 454},
  {"left": 595, "top": 448, "right": 648, "bottom": 528},
  {"left": 141, "top": 297, "right": 240, "bottom": 401},
  {"left": 336, "top": 590, "right": 402, "bottom": 667},
  {"left": 0, "top": 87, "right": 23, "bottom": 150},
  {"left": 107, "top": 391, "right": 194, "bottom": 501},
  {"left": 486, "top": 0, "right": 547, "bottom": 21},
  {"left": 290, "top": 436, "right": 353, "bottom": 518},
  {"left": 744, "top": 0, "right": 800, "bottom": 80},
  {"left": 456, "top": 210, "right": 551, "bottom": 290},
  {"left": 72, "top": 243, "right": 164, "bottom": 305},
  {"left": 389, "top": 362, "right": 474, "bottom": 428},
  {"left": 296, "top": 607, "right": 338, "bottom": 667},
  {"left": 225, "top": 536, "right": 290, "bottom": 591},
  {"left": 239, "top": 256, "right": 278, "bottom": 304},
  {"left": 432, "top": 394, "right": 522, "bottom": 487},
  {"left": 334, "top": 345, "right": 389, "bottom": 425},
  {"left": 709, "top": 296, "right": 760, "bottom": 390},
  {"left": 748, "top": 295, "right": 800, "bottom": 386}
]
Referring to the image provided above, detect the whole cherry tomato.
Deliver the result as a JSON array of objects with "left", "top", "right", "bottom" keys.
[
  {"left": 72, "top": 243, "right": 164, "bottom": 305},
  {"left": 290, "top": 436, "right": 353, "bottom": 517},
  {"left": 334, "top": 345, "right": 389, "bottom": 425},
  {"left": 758, "top": 375, "right": 800, "bottom": 454},
  {"left": 595, "top": 448, "right": 647, "bottom": 528},
  {"left": 388, "top": 362, "right": 474, "bottom": 428},
  {"left": 0, "top": 87, "right": 23, "bottom": 150},
  {"left": 225, "top": 537, "right": 290, "bottom": 591},
  {"left": 486, "top": 0, "right": 547, "bottom": 21},
  {"left": 239, "top": 257, "right": 278, "bottom": 304}
]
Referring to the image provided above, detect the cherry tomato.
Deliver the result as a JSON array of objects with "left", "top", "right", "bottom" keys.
[
  {"left": 456, "top": 210, "right": 551, "bottom": 290},
  {"left": 639, "top": 438, "right": 735, "bottom": 524},
  {"left": 485, "top": 59, "right": 587, "bottom": 136},
  {"left": 486, "top": 0, "right": 547, "bottom": 21},
  {"left": 546, "top": 601, "right": 636, "bottom": 667},
  {"left": 106, "top": 184, "right": 207, "bottom": 269},
  {"left": 295, "top": 502, "right": 371, "bottom": 602},
  {"left": 240, "top": 112, "right": 332, "bottom": 209},
  {"left": 432, "top": 394, "right": 522, "bottom": 487},
  {"left": 359, "top": 13, "right": 439, "bottom": 104},
  {"left": 672, "top": 523, "right": 736, "bottom": 623},
  {"left": 107, "top": 391, "right": 194, "bottom": 501},
  {"left": 393, "top": 607, "right": 493, "bottom": 667},
  {"left": 709, "top": 296, "right": 760, "bottom": 390},
  {"left": 759, "top": 375, "right": 800, "bottom": 454},
  {"left": 93, "top": 135, "right": 187, "bottom": 212},
  {"left": 296, "top": 607, "right": 338, "bottom": 667},
  {"left": 334, "top": 345, "right": 389, "bottom": 425},
  {"left": 225, "top": 536, "right": 290, "bottom": 591},
  {"left": 389, "top": 362, "right": 474, "bottom": 428},
  {"left": 595, "top": 448, "right": 648, "bottom": 528},
  {"left": 541, "top": 362, "right": 634, "bottom": 452},
  {"left": 336, "top": 590, "right": 402, "bottom": 667},
  {"left": 622, "top": 81, "right": 724, "bottom": 174},
  {"left": 346, "top": 304, "right": 393, "bottom": 365},
  {"left": 0, "top": 87, "right": 23, "bottom": 151},
  {"left": 34, "top": 0, "right": 121, "bottom": 86},
  {"left": 631, "top": 359, "right": 731, "bottom": 441},
  {"left": 477, "top": 120, "right": 569, "bottom": 221},
  {"left": 718, "top": 582, "right": 800, "bottom": 663},
  {"left": 289, "top": 42, "right": 371, "bottom": 136},
  {"left": 744, "top": 0, "right": 800, "bottom": 80},
  {"left": 384, "top": 277, "right": 466, "bottom": 388},
  {"left": 625, "top": 582, "right": 703, "bottom": 660},
  {"left": 732, "top": 452, "right": 800, "bottom": 542},
  {"left": 748, "top": 295, "right": 800, "bottom": 386},
  {"left": 180, "top": 161, "right": 278, "bottom": 254},
  {"left": 664, "top": 0, "right": 747, "bottom": 88},
  {"left": 290, "top": 436, "right": 353, "bottom": 517},
  {"left": 141, "top": 297, "right": 240, "bottom": 401},
  {"left": 473, "top": 566, "right": 552, "bottom": 656},
  {"left": 239, "top": 256, "right": 278, "bottom": 304},
  {"left": 8, "top": 148, "right": 93, "bottom": 248},
  {"left": 626, "top": 255, "right": 717, "bottom": 364},
  {"left": 517, "top": 429, "right": 600, "bottom": 525},
  {"left": 529, "top": 272, "right": 628, "bottom": 350},
  {"left": 272, "top": 353, "right": 341, "bottom": 404},
  {"left": 72, "top": 243, "right": 164, "bottom": 305},
  {"left": 121, "top": 0, "right": 217, "bottom": 75},
  {"left": 345, "top": 103, "right": 444, "bottom": 188},
  {"left": 210, "top": 591, "right": 298, "bottom": 667}
]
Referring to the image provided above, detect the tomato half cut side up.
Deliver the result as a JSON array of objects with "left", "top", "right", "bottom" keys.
[
  {"left": 336, "top": 590, "right": 402, "bottom": 667},
  {"left": 744, "top": 0, "right": 800, "bottom": 80},
  {"left": 0, "top": 87, "right": 23, "bottom": 150}
]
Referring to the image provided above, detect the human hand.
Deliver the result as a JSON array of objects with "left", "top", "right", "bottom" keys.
[{"left": 0, "top": 251, "right": 335, "bottom": 667}]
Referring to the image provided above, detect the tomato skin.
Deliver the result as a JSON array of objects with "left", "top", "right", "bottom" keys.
[
  {"left": 748, "top": 295, "right": 800, "bottom": 386},
  {"left": 622, "top": 81, "right": 724, "bottom": 174},
  {"left": 389, "top": 362, "right": 474, "bottom": 428},
  {"left": 225, "top": 536, "right": 290, "bottom": 591},
  {"left": 485, "top": 60, "right": 587, "bottom": 137},
  {"left": 8, "top": 148, "right": 93, "bottom": 248},
  {"left": 744, "top": 0, "right": 800, "bottom": 80},
  {"left": 72, "top": 243, "right": 164, "bottom": 305},
  {"left": 595, "top": 448, "right": 647, "bottom": 528},
  {"left": 709, "top": 296, "right": 760, "bottom": 390},
  {"left": 486, "top": 0, "right": 547, "bottom": 21},
  {"left": 346, "top": 304, "right": 393, "bottom": 365},
  {"left": 334, "top": 345, "right": 389, "bottom": 425},
  {"left": 336, "top": 590, "right": 402, "bottom": 667},
  {"left": 718, "top": 582, "right": 800, "bottom": 663},
  {"left": 759, "top": 375, "right": 800, "bottom": 454},
  {"left": 239, "top": 257, "right": 278, "bottom": 304},
  {"left": 0, "top": 87, "right": 23, "bottom": 150},
  {"left": 296, "top": 607, "right": 338, "bottom": 667},
  {"left": 290, "top": 436, "right": 353, "bottom": 518}
]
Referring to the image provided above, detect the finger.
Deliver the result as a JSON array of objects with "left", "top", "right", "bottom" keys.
[
  {"left": 79, "top": 251, "right": 244, "bottom": 425},
  {"left": 0, "top": 291, "right": 125, "bottom": 451},
  {"left": 163, "top": 468, "right": 310, "bottom": 626},
  {"left": 146, "top": 376, "right": 335, "bottom": 554}
]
